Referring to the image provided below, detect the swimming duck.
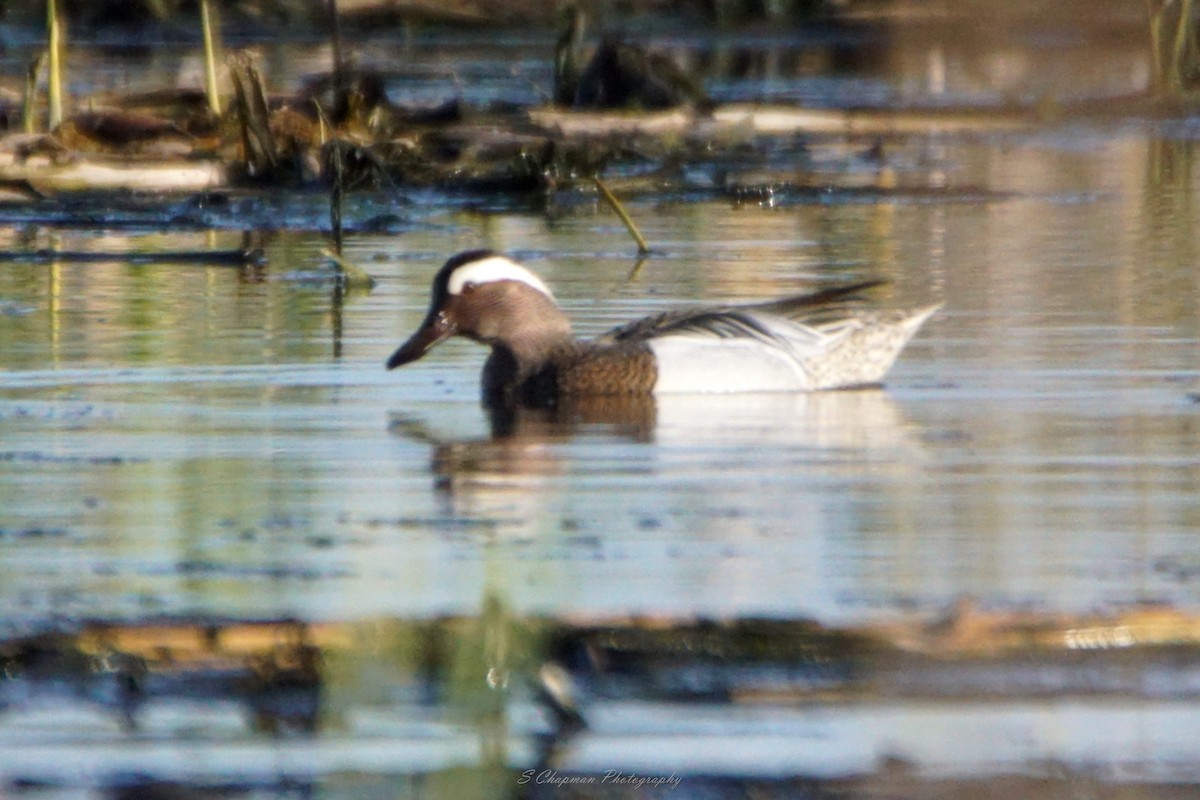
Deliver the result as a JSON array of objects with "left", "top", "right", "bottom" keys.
[{"left": 386, "top": 249, "right": 939, "bottom": 408}]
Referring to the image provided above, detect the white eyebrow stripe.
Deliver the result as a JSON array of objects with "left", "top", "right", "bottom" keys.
[{"left": 447, "top": 256, "right": 555, "bottom": 299}]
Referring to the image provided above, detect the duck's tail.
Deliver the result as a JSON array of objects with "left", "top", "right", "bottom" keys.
[{"left": 803, "top": 301, "right": 942, "bottom": 390}]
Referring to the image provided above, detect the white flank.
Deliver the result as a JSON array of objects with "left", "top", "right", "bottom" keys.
[
  {"left": 648, "top": 303, "right": 941, "bottom": 393},
  {"left": 446, "top": 255, "right": 554, "bottom": 299},
  {"left": 650, "top": 337, "right": 817, "bottom": 393}
]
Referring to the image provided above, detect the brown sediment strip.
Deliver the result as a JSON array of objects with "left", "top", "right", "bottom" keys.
[{"left": 5, "top": 602, "right": 1195, "bottom": 678}]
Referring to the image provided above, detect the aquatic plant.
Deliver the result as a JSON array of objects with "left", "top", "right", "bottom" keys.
[
  {"left": 1149, "top": 0, "right": 1200, "bottom": 93},
  {"left": 593, "top": 177, "right": 650, "bottom": 255},
  {"left": 200, "top": 0, "right": 224, "bottom": 116},
  {"left": 46, "top": 0, "right": 66, "bottom": 130}
]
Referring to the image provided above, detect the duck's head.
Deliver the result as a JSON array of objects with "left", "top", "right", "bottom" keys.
[{"left": 386, "top": 250, "right": 570, "bottom": 370}]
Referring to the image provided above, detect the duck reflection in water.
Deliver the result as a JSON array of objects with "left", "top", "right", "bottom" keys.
[
  {"left": 390, "top": 388, "right": 923, "bottom": 541},
  {"left": 388, "top": 395, "right": 656, "bottom": 535}
]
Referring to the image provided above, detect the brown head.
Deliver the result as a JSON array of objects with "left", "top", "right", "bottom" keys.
[{"left": 386, "top": 250, "right": 575, "bottom": 372}]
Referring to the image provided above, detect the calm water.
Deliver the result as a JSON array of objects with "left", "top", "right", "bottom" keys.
[{"left": 2, "top": 17, "right": 1200, "bottom": 799}]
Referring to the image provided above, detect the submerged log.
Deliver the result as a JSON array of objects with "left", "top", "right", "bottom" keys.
[
  {"left": 529, "top": 102, "right": 1036, "bottom": 139},
  {"left": 63, "top": 111, "right": 189, "bottom": 148},
  {"left": 0, "top": 150, "right": 228, "bottom": 192},
  {"left": 713, "top": 104, "right": 1037, "bottom": 136}
]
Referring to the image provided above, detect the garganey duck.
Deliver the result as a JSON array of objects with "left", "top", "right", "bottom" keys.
[{"left": 386, "top": 249, "right": 939, "bottom": 408}]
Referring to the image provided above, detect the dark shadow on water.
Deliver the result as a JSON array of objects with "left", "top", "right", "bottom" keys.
[{"left": 486, "top": 395, "right": 659, "bottom": 440}]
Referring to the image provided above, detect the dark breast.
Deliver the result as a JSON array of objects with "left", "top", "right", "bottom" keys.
[
  {"left": 556, "top": 343, "right": 658, "bottom": 396},
  {"left": 484, "top": 342, "right": 659, "bottom": 408}
]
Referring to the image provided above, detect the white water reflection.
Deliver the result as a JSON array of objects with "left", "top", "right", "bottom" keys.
[{"left": 5, "top": 689, "right": 1200, "bottom": 786}]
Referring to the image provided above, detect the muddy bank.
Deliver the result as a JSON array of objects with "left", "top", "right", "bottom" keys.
[{"left": 0, "top": 0, "right": 1175, "bottom": 203}]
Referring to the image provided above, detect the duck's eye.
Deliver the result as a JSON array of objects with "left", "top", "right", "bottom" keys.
[{"left": 461, "top": 281, "right": 477, "bottom": 293}]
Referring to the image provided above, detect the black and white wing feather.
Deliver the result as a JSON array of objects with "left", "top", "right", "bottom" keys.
[{"left": 594, "top": 280, "right": 886, "bottom": 347}]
